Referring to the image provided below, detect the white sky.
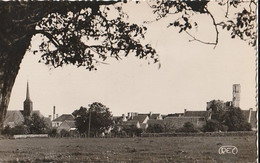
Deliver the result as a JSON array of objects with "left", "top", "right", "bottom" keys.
[{"left": 8, "top": 2, "right": 256, "bottom": 117}]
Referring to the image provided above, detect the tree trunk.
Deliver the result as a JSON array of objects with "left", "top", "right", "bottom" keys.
[
  {"left": 0, "top": 8, "right": 36, "bottom": 133},
  {"left": 0, "top": 39, "right": 32, "bottom": 133},
  {"left": 0, "top": 2, "right": 42, "bottom": 133}
]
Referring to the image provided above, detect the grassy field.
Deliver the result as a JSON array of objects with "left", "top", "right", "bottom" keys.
[{"left": 0, "top": 135, "right": 257, "bottom": 162}]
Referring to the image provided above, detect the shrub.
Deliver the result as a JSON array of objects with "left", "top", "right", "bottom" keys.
[
  {"left": 176, "top": 122, "right": 198, "bottom": 133},
  {"left": 48, "top": 128, "right": 58, "bottom": 137},
  {"left": 60, "top": 129, "right": 70, "bottom": 137},
  {"left": 2, "top": 125, "right": 28, "bottom": 136},
  {"left": 146, "top": 124, "right": 164, "bottom": 133}
]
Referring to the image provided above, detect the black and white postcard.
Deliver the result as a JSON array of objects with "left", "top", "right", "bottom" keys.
[{"left": 0, "top": 1, "right": 258, "bottom": 162}]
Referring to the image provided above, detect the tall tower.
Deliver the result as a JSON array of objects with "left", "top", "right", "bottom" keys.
[
  {"left": 23, "top": 81, "right": 33, "bottom": 117},
  {"left": 232, "top": 84, "right": 241, "bottom": 108}
]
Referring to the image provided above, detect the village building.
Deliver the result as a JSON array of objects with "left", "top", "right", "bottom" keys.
[
  {"left": 166, "top": 113, "right": 184, "bottom": 117},
  {"left": 147, "top": 119, "right": 164, "bottom": 127},
  {"left": 3, "top": 82, "right": 51, "bottom": 128},
  {"left": 57, "top": 120, "right": 77, "bottom": 133},
  {"left": 242, "top": 108, "right": 257, "bottom": 131},
  {"left": 163, "top": 116, "right": 206, "bottom": 129},
  {"left": 118, "top": 112, "right": 163, "bottom": 131},
  {"left": 120, "top": 120, "right": 140, "bottom": 129},
  {"left": 183, "top": 109, "right": 211, "bottom": 121},
  {"left": 52, "top": 114, "right": 74, "bottom": 128}
]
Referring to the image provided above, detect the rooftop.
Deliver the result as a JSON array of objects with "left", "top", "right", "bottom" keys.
[{"left": 53, "top": 114, "right": 74, "bottom": 122}]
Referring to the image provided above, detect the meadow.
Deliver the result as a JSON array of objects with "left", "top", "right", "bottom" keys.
[{"left": 0, "top": 135, "right": 257, "bottom": 162}]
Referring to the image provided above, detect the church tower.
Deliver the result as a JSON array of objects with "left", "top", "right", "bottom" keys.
[
  {"left": 232, "top": 84, "right": 241, "bottom": 108},
  {"left": 23, "top": 81, "right": 33, "bottom": 117}
]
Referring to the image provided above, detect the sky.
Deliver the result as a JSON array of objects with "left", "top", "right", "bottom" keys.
[{"left": 8, "top": 2, "right": 257, "bottom": 117}]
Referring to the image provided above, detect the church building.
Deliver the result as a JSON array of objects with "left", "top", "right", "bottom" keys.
[{"left": 3, "top": 82, "right": 50, "bottom": 128}]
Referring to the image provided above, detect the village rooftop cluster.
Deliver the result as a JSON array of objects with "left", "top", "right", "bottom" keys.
[{"left": 4, "top": 83, "right": 256, "bottom": 136}]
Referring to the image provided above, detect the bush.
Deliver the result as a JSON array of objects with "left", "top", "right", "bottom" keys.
[
  {"left": 122, "top": 125, "right": 143, "bottom": 137},
  {"left": 146, "top": 124, "right": 164, "bottom": 133},
  {"left": 60, "top": 129, "right": 70, "bottom": 137},
  {"left": 48, "top": 128, "right": 58, "bottom": 137},
  {"left": 2, "top": 125, "right": 28, "bottom": 136},
  {"left": 176, "top": 122, "right": 198, "bottom": 133},
  {"left": 203, "top": 120, "right": 220, "bottom": 132}
]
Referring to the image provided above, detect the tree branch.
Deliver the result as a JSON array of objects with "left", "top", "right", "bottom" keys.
[
  {"left": 185, "top": 31, "right": 217, "bottom": 46},
  {"left": 34, "top": 30, "right": 60, "bottom": 47},
  {"left": 225, "top": 0, "right": 230, "bottom": 18},
  {"left": 205, "top": 8, "right": 219, "bottom": 49}
]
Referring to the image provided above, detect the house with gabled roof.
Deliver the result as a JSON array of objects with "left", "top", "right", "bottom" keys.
[
  {"left": 147, "top": 119, "right": 164, "bottom": 127},
  {"left": 184, "top": 109, "right": 211, "bottom": 120},
  {"left": 164, "top": 116, "right": 206, "bottom": 129},
  {"left": 138, "top": 112, "right": 162, "bottom": 120},
  {"left": 52, "top": 114, "right": 74, "bottom": 128},
  {"left": 57, "top": 120, "right": 77, "bottom": 133},
  {"left": 4, "top": 111, "right": 24, "bottom": 128},
  {"left": 149, "top": 113, "right": 162, "bottom": 120},
  {"left": 132, "top": 114, "right": 149, "bottom": 124},
  {"left": 119, "top": 120, "right": 141, "bottom": 129}
]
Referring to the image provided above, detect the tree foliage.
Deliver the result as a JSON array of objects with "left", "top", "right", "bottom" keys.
[
  {"left": 146, "top": 124, "right": 164, "bottom": 133},
  {"left": 148, "top": 0, "right": 257, "bottom": 47},
  {"left": 24, "top": 113, "right": 50, "bottom": 134},
  {"left": 176, "top": 122, "right": 198, "bottom": 133},
  {"left": 121, "top": 125, "right": 143, "bottom": 137},
  {"left": 72, "top": 102, "right": 113, "bottom": 136},
  {"left": 203, "top": 119, "right": 228, "bottom": 132},
  {"left": 31, "top": 2, "right": 159, "bottom": 70},
  {"left": 1, "top": 124, "right": 27, "bottom": 136},
  {"left": 223, "top": 107, "right": 252, "bottom": 131},
  {"left": 204, "top": 100, "right": 252, "bottom": 132}
]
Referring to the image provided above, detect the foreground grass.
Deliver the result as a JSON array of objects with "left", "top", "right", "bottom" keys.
[{"left": 0, "top": 135, "right": 257, "bottom": 162}]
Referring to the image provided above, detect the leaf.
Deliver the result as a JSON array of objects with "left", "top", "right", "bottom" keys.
[
  {"left": 174, "top": 21, "right": 179, "bottom": 27},
  {"left": 227, "top": 25, "right": 231, "bottom": 31}
]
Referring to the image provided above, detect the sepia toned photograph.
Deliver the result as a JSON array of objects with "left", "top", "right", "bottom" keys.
[{"left": 0, "top": 0, "right": 258, "bottom": 162}]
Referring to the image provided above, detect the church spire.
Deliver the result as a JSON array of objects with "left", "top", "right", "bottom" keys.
[
  {"left": 26, "top": 81, "right": 30, "bottom": 100},
  {"left": 24, "top": 81, "right": 33, "bottom": 117}
]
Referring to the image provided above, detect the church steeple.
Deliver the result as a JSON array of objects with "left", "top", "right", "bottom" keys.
[
  {"left": 26, "top": 81, "right": 30, "bottom": 100},
  {"left": 23, "top": 81, "right": 33, "bottom": 117}
]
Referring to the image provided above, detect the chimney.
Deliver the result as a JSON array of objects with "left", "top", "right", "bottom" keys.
[
  {"left": 122, "top": 114, "right": 127, "bottom": 121},
  {"left": 56, "top": 114, "right": 59, "bottom": 119},
  {"left": 127, "top": 112, "right": 130, "bottom": 120},
  {"left": 53, "top": 106, "right": 56, "bottom": 120},
  {"left": 149, "top": 112, "right": 152, "bottom": 117},
  {"left": 184, "top": 109, "right": 187, "bottom": 115}
]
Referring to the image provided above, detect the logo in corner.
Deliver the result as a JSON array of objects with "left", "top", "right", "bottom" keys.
[{"left": 218, "top": 145, "right": 238, "bottom": 155}]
